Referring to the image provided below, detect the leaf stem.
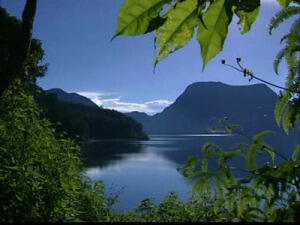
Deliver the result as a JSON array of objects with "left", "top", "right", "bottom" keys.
[{"left": 223, "top": 62, "right": 296, "bottom": 93}]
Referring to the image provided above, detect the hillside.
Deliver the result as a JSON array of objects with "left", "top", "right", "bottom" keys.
[
  {"left": 45, "top": 88, "right": 98, "bottom": 107},
  {"left": 126, "top": 82, "right": 282, "bottom": 135},
  {"left": 38, "top": 90, "right": 148, "bottom": 141}
]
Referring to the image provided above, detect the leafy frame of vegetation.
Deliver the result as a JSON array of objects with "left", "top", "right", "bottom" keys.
[
  {"left": 113, "top": 0, "right": 300, "bottom": 222},
  {"left": 0, "top": 0, "right": 299, "bottom": 222}
]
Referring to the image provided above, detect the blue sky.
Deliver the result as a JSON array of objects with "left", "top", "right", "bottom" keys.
[{"left": 2, "top": 0, "right": 293, "bottom": 114}]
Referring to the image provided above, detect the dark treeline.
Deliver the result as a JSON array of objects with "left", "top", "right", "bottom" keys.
[{"left": 37, "top": 92, "right": 148, "bottom": 141}]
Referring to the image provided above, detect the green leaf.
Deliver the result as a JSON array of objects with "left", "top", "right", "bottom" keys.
[
  {"left": 221, "top": 150, "right": 245, "bottom": 164},
  {"left": 113, "top": 0, "right": 170, "bottom": 39},
  {"left": 237, "top": 194, "right": 246, "bottom": 217},
  {"left": 273, "top": 48, "right": 286, "bottom": 74},
  {"left": 277, "top": 0, "right": 292, "bottom": 8},
  {"left": 192, "top": 177, "right": 209, "bottom": 194},
  {"left": 202, "top": 142, "right": 223, "bottom": 157},
  {"left": 292, "top": 145, "right": 300, "bottom": 161},
  {"left": 202, "top": 158, "right": 208, "bottom": 173},
  {"left": 248, "top": 131, "right": 274, "bottom": 170},
  {"left": 226, "top": 124, "right": 241, "bottom": 134},
  {"left": 198, "top": 0, "right": 233, "bottom": 69},
  {"left": 236, "top": 6, "right": 260, "bottom": 34},
  {"left": 269, "top": 6, "right": 300, "bottom": 34},
  {"left": 275, "top": 92, "right": 291, "bottom": 125},
  {"left": 248, "top": 143, "right": 259, "bottom": 171},
  {"left": 154, "top": 0, "right": 199, "bottom": 67},
  {"left": 146, "top": 16, "right": 167, "bottom": 33},
  {"left": 262, "top": 143, "right": 276, "bottom": 163},
  {"left": 283, "top": 105, "right": 294, "bottom": 134},
  {"left": 180, "top": 155, "right": 199, "bottom": 178},
  {"left": 253, "top": 130, "right": 273, "bottom": 143}
]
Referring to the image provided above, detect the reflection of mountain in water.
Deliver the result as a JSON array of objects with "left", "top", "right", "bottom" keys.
[
  {"left": 83, "top": 134, "right": 299, "bottom": 212},
  {"left": 152, "top": 133, "right": 298, "bottom": 165},
  {"left": 81, "top": 140, "right": 145, "bottom": 168},
  {"left": 82, "top": 132, "right": 299, "bottom": 178},
  {"left": 153, "top": 133, "right": 299, "bottom": 177}
]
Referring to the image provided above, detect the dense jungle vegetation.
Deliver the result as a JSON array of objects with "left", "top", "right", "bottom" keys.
[{"left": 0, "top": 0, "right": 299, "bottom": 222}]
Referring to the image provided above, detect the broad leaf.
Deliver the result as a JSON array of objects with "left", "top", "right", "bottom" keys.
[
  {"left": 113, "top": 0, "right": 170, "bottom": 39},
  {"left": 283, "top": 105, "right": 294, "bottom": 134},
  {"left": 253, "top": 130, "right": 273, "bottom": 143},
  {"left": 248, "top": 131, "right": 274, "bottom": 170},
  {"left": 273, "top": 48, "right": 286, "bottom": 74},
  {"left": 292, "top": 145, "right": 300, "bottom": 161},
  {"left": 154, "top": 0, "right": 199, "bottom": 67},
  {"left": 198, "top": 0, "right": 233, "bottom": 69},
  {"left": 248, "top": 142, "right": 260, "bottom": 171},
  {"left": 236, "top": 6, "right": 260, "bottom": 34},
  {"left": 275, "top": 92, "right": 291, "bottom": 125},
  {"left": 233, "top": 0, "right": 260, "bottom": 34}
]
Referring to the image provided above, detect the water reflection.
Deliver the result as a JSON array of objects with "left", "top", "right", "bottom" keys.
[
  {"left": 81, "top": 140, "right": 145, "bottom": 168},
  {"left": 83, "top": 132, "right": 298, "bottom": 212},
  {"left": 84, "top": 146, "right": 192, "bottom": 212}
]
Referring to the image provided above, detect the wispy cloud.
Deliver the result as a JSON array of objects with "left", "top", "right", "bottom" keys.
[{"left": 77, "top": 91, "right": 173, "bottom": 115}]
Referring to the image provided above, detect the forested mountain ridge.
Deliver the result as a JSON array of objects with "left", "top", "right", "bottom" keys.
[
  {"left": 38, "top": 91, "right": 148, "bottom": 141},
  {"left": 126, "top": 82, "right": 286, "bottom": 135},
  {"left": 45, "top": 88, "right": 98, "bottom": 107}
]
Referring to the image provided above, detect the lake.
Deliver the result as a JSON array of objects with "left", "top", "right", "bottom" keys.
[{"left": 82, "top": 133, "right": 299, "bottom": 213}]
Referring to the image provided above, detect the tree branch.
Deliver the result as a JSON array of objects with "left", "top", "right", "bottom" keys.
[
  {"left": 222, "top": 59, "right": 296, "bottom": 93},
  {"left": 0, "top": 0, "right": 37, "bottom": 97}
]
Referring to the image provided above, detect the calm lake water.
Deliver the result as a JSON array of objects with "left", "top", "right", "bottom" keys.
[{"left": 83, "top": 133, "right": 298, "bottom": 213}]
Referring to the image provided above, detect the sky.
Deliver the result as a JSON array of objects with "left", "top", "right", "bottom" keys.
[{"left": 1, "top": 0, "right": 294, "bottom": 114}]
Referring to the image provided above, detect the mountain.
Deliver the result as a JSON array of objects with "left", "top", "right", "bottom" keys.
[
  {"left": 38, "top": 90, "right": 148, "bottom": 141},
  {"left": 126, "top": 82, "right": 282, "bottom": 135},
  {"left": 45, "top": 88, "right": 98, "bottom": 107}
]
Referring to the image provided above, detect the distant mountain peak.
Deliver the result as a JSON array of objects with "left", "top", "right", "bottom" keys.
[
  {"left": 47, "top": 88, "right": 65, "bottom": 93},
  {"left": 45, "top": 88, "right": 98, "bottom": 107},
  {"left": 126, "top": 81, "right": 279, "bottom": 135},
  {"left": 128, "top": 111, "right": 150, "bottom": 116},
  {"left": 185, "top": 81, "right": 272, "bottom": 91}
]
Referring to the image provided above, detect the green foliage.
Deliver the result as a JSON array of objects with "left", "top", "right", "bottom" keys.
[
  {"left": 115, "top": 0, "right": 261, "bottom": 68},
  {"left": 198, "top": 0, "right": 233, "bottom": 70},
  {"left": 154, "top": 0, "right": 198, "bottom": 67},
  {"left": 0, "top": 7, "right": 47, "bottom": 92},
  {"left": 235, "top": 4, "right": 260, "bottom": 34},
  {"left": 113, "top": 0, "right": 170, "bottom": 39},
  {"left": 270, "top": 2, "right": 300, "bottom": 133},
  {"left": 115, "top": 0, "right": 299, "bottom": 132},
  {"left": 114, "top": 192, "right": 219, "bottom": 222},
  {"left": 0, "top": 86, "right": 82, "bottom": 221},
  {"left": 180, "top": 131, "right": 300, "bottom": 222},
  {"left": 292, "top": 145, "right": 300, "bottom": 160},
  {"left": 76, "top": 178, "right": 116, "bottom": 222},
  {"left": 269, "top": 6, "right": 299, "bottom": 34},
  {"left": 1, "top": 0, "right": 299, "bottom": 222},
  {"left": 0, "top": 83, "right": 118, "bottom": 222},
  {"left": 0, "top": 6, "right": 144, "bottom": 222}
]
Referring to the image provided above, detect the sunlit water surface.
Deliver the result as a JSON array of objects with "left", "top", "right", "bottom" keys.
[{"left": 83, "top": 133, "right": 298, "bottom": 213}]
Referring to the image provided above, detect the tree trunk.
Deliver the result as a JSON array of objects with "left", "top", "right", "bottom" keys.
[{"left": 0, "top": 0, "right": 37, "bottom": 97}]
